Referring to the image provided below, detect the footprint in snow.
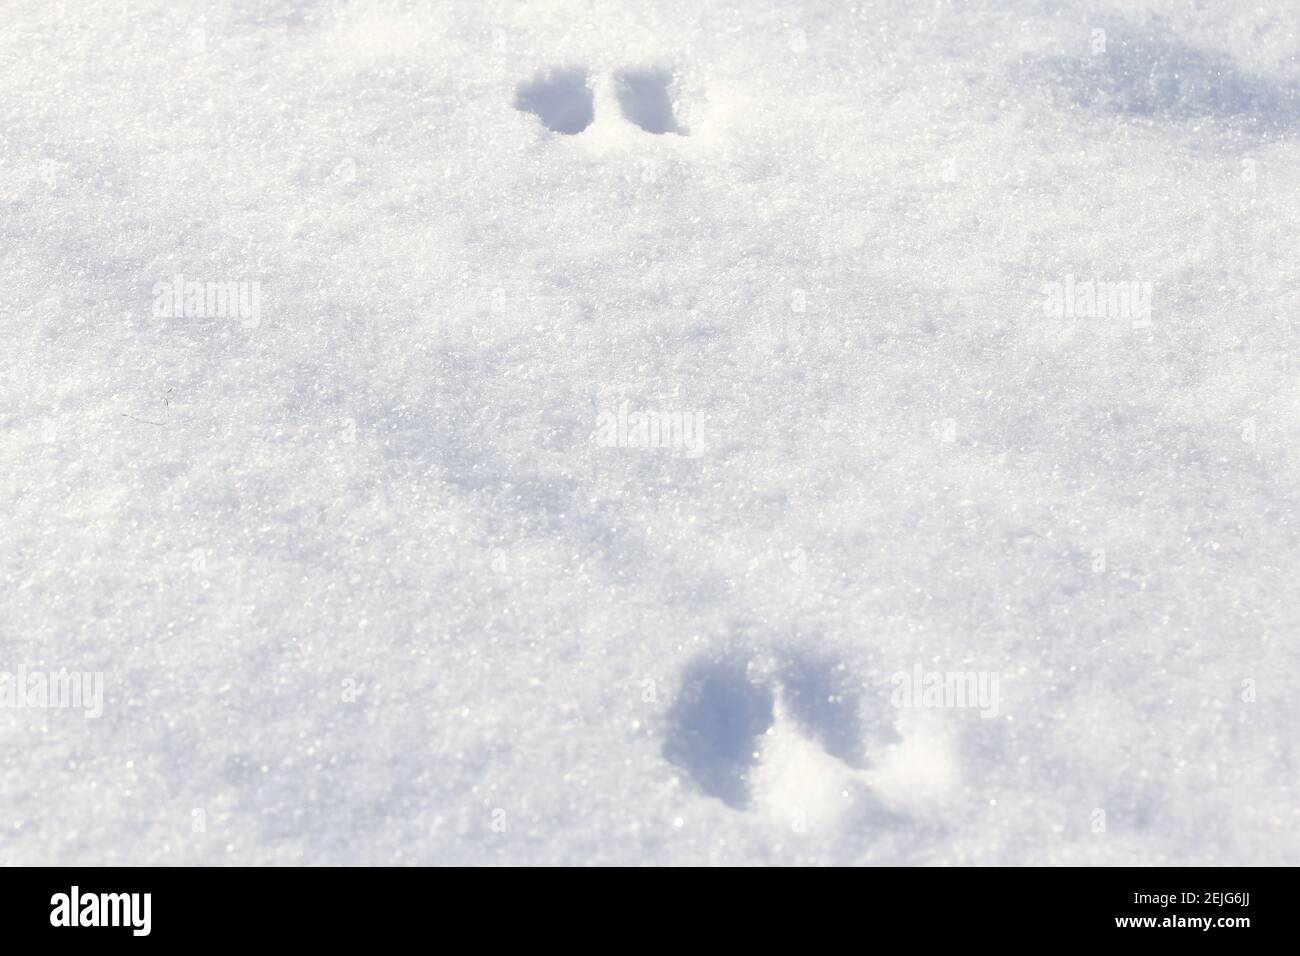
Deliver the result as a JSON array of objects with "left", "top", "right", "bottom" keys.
[
  {"left": 515, "top": 65, "right": 688, "bottom": 135},
  {"left": 514, "top": 66, "right": 594, "bottom": 135},
  {"left": 614, "top": 67, "right": 686, "bottom": 135},
  {"left": 663, "top": 651, "right": 960, "bottom": 834}
]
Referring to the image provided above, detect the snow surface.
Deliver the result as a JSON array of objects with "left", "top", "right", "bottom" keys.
[{"left": 2, "top": 0, "right": 1298, "bottom": 865}]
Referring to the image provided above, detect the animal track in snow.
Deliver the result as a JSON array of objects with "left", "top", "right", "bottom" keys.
[
  {"left": 664, "top": 652, "right": 960, "bottom": 834},
  {"left": 515, "top": 66, "right": 688, "bottom": 136},
  {"left": 614, "top": 68, "right": 686, "bottom": 135},
  {"left": 661, "top": 657, "right": 774, "bottom": 809},
  {"left": 514, "top": 67, "right": 594, "bottom": 134}
]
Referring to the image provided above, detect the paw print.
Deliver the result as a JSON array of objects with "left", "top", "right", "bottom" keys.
[
  {"left": 516, "top": 65, "right": 689, "bottom": 136},
  {"left": 662, "top": 650, "right": 963, "bottom": 837}
]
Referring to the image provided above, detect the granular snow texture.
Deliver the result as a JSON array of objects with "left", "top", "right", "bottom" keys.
[{"left": 1, "top": 0, "right": 1298, "bottom": 864}]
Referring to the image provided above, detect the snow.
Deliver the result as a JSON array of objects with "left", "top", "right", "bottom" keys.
[{"left": 2, "top": 0, "right": 1298, "bottom": 865}]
